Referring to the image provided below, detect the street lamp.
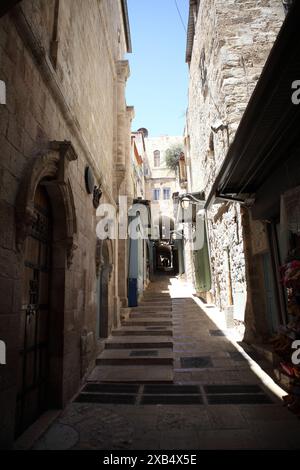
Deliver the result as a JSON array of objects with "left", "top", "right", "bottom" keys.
[
  {"left": 180, "top": 197, "right": 191, "bottom": 210},
  {"left": 179, "top": 192, "right": 206, "bottom": 210}
]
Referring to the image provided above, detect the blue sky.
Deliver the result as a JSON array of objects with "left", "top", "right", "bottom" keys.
[{"left": 126, "top": 0, "right": 189, "bottom": 137}]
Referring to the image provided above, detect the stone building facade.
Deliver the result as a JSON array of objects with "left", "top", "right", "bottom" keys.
[
  {"left": 0, "top": 0, "right": 132, "bottom": 448},
  {"left": 127, "top": 130, "right": 150, "bottom": 304},
  {"left": 143, "top": 135, "right": 184, "bottom": 276},
  {"left": 185, "top": 0, "right": 284, "bottom": 321},
  {"left": 145, "top": 135, "right": 183, "bottom": 221},
  {"left": 131, "top": 131, "right": 146, "bottom": 199}
]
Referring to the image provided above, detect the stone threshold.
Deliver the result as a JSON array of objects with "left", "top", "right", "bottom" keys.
[{"left": 14, "top": 409, "right": 61, "bottom": 450}]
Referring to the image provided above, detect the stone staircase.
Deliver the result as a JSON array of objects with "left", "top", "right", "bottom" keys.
[{"left": 88, "top": 283, "right": 174, "bottom": 383}]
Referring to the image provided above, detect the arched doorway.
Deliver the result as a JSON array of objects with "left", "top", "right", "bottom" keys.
[
  {"left": 152, "top": 215, "right": 176, "bottom": 275},
  {"left": 16, "top": 184, "right": 53, "bottom": 436},
  {"left": 15, "top": 142, "right": 78, "bottom": 437}
]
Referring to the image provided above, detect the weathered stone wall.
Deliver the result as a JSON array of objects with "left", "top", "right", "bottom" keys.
[
  {"left": 186, "top": 0, "right": 284, "bottom": 315},
  {"left": 0, "top": 0, "right": 130, "bottom": 447}
]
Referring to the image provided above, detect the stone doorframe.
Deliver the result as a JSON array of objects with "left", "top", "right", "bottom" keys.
[
  {"left": 95, "top": 239, "right": 114, "bottom": 338},
  {"left": 15, "top": 140, "right": 78, "bottom": 408}
]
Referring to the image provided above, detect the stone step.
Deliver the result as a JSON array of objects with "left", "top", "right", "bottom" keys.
[
  {"left": 105, "top": 342, "right": 173, "bottom": 350},
  {"left": 122, "top": 319, "right": 173, "bottom": 327},
  {"left": 105, "top": 336, "right": 173, "bottom": 349},
  {"left": 139, "top": 304, "right": 172, "bottom": 308},
  {"left": 87, "top": 365, "right": 173, "bottom": 383},
  {"left": 139, "top": 304, "right": 172, "bottom": 309},
  {"left": 131, "top": 306, "right": 172, "bottom": 312},
  {"left": 143, "top": 290, "right": 170, "bottom": 299},
  {"left": 143, "top": 294, "right": 170, "bottom": 298},
  {"left": 112, "top": 327, "right": 173, "bottom": 337},
  {"left": 142, "top": 295, "right": 171, "bottom": 298},
  {"left": 96, "top": 348, "right": 173, "bottom": 366},
  {"left": 130, "top": 312, "right": 172, "bottom": 318}
]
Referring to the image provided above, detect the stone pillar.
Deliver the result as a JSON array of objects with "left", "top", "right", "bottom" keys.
[
  {"left": 125, "top": 105, "right": 135, "bottom": 193},
  {"left": 115, "top": 62, "right": 134, "bottom": 308},
  {"left": 113, "top": 60, "right": 130, "bottom": 312},
  {"left": 115, "top": 60, "right": 130, "bottom": 193}
]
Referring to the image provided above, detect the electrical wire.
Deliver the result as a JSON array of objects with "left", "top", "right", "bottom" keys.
[{"left": 174, "top": 0, "right": 187, "bottom": 33}]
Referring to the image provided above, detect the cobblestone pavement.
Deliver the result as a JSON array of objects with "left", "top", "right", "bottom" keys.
[{"left": 32, "top": 277, "right": 300, "bottom": 450}]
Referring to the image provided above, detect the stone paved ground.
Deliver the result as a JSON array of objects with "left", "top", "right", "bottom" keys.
[{"left": 32, "top": 276, "right": 300, "bottom": 450}]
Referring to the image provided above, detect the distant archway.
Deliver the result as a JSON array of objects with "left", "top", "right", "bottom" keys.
[{"left": 152, "top": 216, "right": 176, "bottom": 275}]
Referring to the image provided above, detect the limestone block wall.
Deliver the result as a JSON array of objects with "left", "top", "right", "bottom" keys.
[
  {"left": 20, "top": 0, "right": 128, "bottom": 194},
  {"left": 0, "top": 0, "right": 130, "bottom": 447},
  {"left": 186, "top": 0, "right": 284, "bottom": 316}
]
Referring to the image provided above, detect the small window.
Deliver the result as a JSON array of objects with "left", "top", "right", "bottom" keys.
[
  {"left": 163, "top": 188, "right": 171, "bottom": 200},
  {"left": 154, "top": 150, "right": 160, "bottom": 167},
  {"left": 153, "top": 189, "right": 160, "bottom": 201}
]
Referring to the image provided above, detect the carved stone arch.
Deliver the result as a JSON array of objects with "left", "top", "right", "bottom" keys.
[
  {"left": 46, "top": 178, "right": 78, "bottom": 269},
  {"left": 15, "top": 140, "right": 78, "bottom": 417},
  {"left": 15, "top": 140, "right": 78, "bottom": 268}
]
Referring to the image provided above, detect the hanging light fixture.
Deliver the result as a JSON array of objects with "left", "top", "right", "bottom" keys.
[{"left": 180, "top": 196, "right": 191, "bottom": 210}]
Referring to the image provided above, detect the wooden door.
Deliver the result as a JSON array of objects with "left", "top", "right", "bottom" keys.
[{"left": 16, "top": 185, "right": 52, "bottom": 436}]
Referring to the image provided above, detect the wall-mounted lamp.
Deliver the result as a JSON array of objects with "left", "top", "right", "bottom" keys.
[{"left": 179, "top": 192, "right": 206, "bottom": 208}]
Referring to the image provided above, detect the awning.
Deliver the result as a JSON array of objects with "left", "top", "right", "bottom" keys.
[{"left": 205, "top": 1, "right": 300, "bottom": 220}]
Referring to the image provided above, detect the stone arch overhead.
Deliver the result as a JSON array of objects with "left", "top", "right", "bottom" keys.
[
  {"left": 15, "top": 140, "right": 78, "bottom": 268},
  {"left": 158, "top": 214, "right": 175, "bottom": 233}
]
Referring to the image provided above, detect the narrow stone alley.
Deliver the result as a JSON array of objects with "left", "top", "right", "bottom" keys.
[
  {"left": 26, "top": 276, "right": 300, "bottom": 451},
  {"left": 2, "top": 0, "right": 300, "bottom": 454}
]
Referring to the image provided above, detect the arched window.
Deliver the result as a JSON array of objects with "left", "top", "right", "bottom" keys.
[{"left": 154, "top": 150, "right": 160, "bottom": 167}]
